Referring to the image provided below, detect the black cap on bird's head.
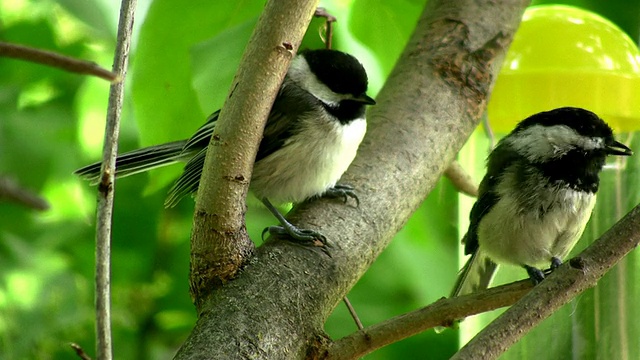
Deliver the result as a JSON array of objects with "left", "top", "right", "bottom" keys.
[
  {"left": 515, "top": 107, "right": 612, "bottom": 138},
  {"left": 510, "top": 107, "right": 632, "bottom": 158},
  {"left": 301, "top": 49, "right": 375, "bottom": 105}
]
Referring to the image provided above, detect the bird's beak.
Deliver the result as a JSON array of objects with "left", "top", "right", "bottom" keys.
[
  {"left": 355, "top": 94, "right": 376, "bottom": 105},
  {"left": 606, "top": 140, "right": 633, "bottom": 156}
]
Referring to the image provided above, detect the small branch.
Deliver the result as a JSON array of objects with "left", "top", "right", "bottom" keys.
[
  {"left": 329, "top": 200, "right": 640, "bottom": 359},
  {"left": 0, "top": 176, "right": 49, "bottom": 210},
  {"left": 452, "top": 203, "right": 640, "bottom": 359},
  {"left": 94, "top": 1, "right": 136, "bottom": 359},
  {"left": 0, "top": 41, "right": 117, "bottom": 82},
  {"left": 70, "top": 343, "right": 92, "bottom": 360},
  {"left": 481, "top": 112, "right": 496, "bottom": 148},
  {"left": 314, "top": 7, "right": 336, "bottom": 49},
  {"left": 444, "top": 160, "right": 478, "bottom": 197},
  {"left": 343, "top": 296, "right": 364, "bottom": 331},
  {"left": 326, "top": 281, "right": 532, "bottom": 359}
]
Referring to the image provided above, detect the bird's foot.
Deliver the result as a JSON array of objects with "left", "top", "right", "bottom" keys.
[
  {"left": 524, "top": 265, "right": 545, "bottom": 285},
  {"left": 262, "top": 224, "right": 328, "bottom": 247},
  {"left": 260, "top": 197, "right": 331, "bottom": 253},
  {"left": 550, "top": 257, "right": 563, "bottom": 270},
  {"left": 320, "top": 184, "right": 359, "bottom": 206}
]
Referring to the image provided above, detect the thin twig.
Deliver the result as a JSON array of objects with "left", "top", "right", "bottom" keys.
[
  {"left": 343, "top": 296, "right": 364, "bottom": 331},
  {"left": 328, "top": 203, "right": 640, "bottom": 360},
  {"left": 314, "top": 7, "right": 336, "bottom": 49},
  {"left": 0, "top": 41, "right": 117, "bottom": 82},
  {"left": 326, "top": 280, "right": 532, "bottom": 359},
  {"left": 482, "top": 112, "right": 496, "bottom": 148},
  {"left": 94, "top": 1, "right": 136, "bottom": 359},
  {"left": 0, "top": 176, "right": 49, "bottom": 210},
  {"left": 70, "top": 343, "right": 92, "bottom": 360}
]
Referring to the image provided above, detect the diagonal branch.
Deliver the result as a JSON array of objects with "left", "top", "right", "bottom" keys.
[
  {"left": 320, "top": 201, "right": 640, "bottom": 358},
  {"left": 176, "top": 0, "right": 529, "bottom": 358},
  {"left": 327, "top": 280, "right": 533, "bottom": 359},
  {"left": 452, "top": 203, "right": 640, "bottom": 359}
]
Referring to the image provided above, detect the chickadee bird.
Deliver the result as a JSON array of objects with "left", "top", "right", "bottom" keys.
[
  {"left": 76, "top": 49, "right": 375, "bottom": 244},
  {"left": 451, "top": 107, "right": 632, "bottom": 297}
]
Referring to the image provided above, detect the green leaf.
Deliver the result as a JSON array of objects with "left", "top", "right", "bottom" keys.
[
  {"left": 132, "top": 0, "right": 264, "bottom": 147},
  {"left": 131, "top": 0, "right": 264, "bottom": 191},
  {"left": 55, "top": 0, "right": 116, "bottom": 40},
  {"left": 349, "top": 0, "right": 426, "bottom": 77},
  {"left": 190, "top": 18, "right": 256, "bottom": 114}
]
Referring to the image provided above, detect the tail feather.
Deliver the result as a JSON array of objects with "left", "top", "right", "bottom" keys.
[
  {"left": 435, "top": 252, "right": 497, "bottom": 333},
  {"left": 164, "top": 148, "right": 206, "bottom": 208},
  {"left": 450, "top": 250, "right": 498, "bottom": 298},
  {"left": 75, "top": 140, "right": 189, "bottom": 184}
]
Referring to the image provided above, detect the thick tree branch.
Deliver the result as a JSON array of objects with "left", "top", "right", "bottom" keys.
[
  {"left": 189, "top": 0, "right": 320, "bottom": 307},
  {"left": 176, "top": 0, "right": 528, "bottom": 358},
  {"left": 452, "top": 203, "right": 640, "bottom": 359}
]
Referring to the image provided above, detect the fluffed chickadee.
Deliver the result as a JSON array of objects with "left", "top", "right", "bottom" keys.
[
  {"left": 451, "top": 107, "right": 632, "bottom": 297},
  {"left": 76, "top": 49, "right": 375, "bottom": 244}
]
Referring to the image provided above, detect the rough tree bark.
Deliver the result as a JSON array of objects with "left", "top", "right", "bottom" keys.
[{"left": 175, "top": 0, "right": 530, "bottom": 358}]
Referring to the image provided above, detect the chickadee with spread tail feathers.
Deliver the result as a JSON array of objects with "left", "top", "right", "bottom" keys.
[
  {"left": 451, "top": 107, "right": 632, "bottom": 297},
  {"left": 76, "top": 49, "right": 375, "bottom": 244}
]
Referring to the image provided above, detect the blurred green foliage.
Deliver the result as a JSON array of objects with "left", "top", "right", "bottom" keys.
[{"left": 0, "top": 0, "right": 638, "bottom": 359}]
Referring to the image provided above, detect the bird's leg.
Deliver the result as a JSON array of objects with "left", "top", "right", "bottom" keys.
[
  {"left": 524, "top": 265, "right": 545, "bottom": 285},
  {"left": 318, "top": 184, "right": 359, "bottom": 206},
  {"left": 261, "top": 198, "right": 328, "bottom": 247}
]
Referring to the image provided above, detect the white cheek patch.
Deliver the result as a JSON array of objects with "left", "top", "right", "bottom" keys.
[
  {"left": 507, "top": 124, "right": 605, "bottom": 162},
  {"left": 287, "top": 56, "right": 344, "bottom": 106}
]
